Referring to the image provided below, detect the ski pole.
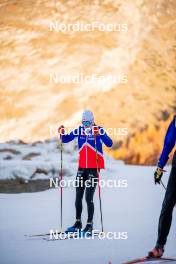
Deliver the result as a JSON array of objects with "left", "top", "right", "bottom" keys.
[
  {"left": 160, "top": 179, "right": 166, "bottom": 190},
  {"left": 60, "top": 135, "right": 63, "bottom": 232},
  {"left": 160, "top": 169, "right": 167, "bottom": 190},
  {"left": 94, "top": 133, "right": 104, "bottom": 233}
]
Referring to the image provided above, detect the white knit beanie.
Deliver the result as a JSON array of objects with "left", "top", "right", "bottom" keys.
[{"left": 82, "top": 110, "right": 94, "bottom": 123}]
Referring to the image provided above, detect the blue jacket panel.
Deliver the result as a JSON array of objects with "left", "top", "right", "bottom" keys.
[
  {"left": 61, "top": 126, "right": 113, "bottom": 151},
  {"left": 158, "top": 116, "right": 176, "bottom": 168}
]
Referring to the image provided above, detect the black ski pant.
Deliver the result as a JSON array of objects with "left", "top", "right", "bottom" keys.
[
  {"left": 75, "top": 168, "right": 98, "bottom": 223},
  {"left": 157, "top": 151, "right": 176, "bottom": 246}
]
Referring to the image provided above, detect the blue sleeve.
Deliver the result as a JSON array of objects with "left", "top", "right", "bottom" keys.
[
  {"left": 99, "top": 127, "right": 113, "bottom": 147},
  {"left": 158, "top": 116, "right": 176, "bottom": 168},
  {"left": 61, "top": 127, "right": 79, "bottom": 143}
]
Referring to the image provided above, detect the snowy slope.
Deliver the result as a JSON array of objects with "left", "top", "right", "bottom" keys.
[
  {"left": 0, "top": 139, "right": 78, "bottom": 180},
  {"left": 0, "top": 163, "right": 175, "bottom": 264}
]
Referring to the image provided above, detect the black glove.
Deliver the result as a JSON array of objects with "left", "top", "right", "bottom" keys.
[{"left": 154, "top": 167, "right": 164, "bottom": 184}]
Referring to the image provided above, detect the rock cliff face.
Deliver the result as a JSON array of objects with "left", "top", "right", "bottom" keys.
[{"left": 0, "top": 0, "right": 175, "bottom": 164}]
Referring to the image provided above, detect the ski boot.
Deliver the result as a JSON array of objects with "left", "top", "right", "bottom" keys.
[
  {"left": 148, "top": 244, "right": 164, "bottom": 258},
  {"left": 65, "top": 219, "right": 82, "bottom": 234},
  {"left": 81, "top": 222, "right": 93, "bottom": 237}
]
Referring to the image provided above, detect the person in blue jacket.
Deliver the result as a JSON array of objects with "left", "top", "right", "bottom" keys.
[
  {"left": 58, "top": 110, "right": 113, "bottom": 234},
  {"left": 149, "top": 115, "right": 176, "bottom": 258}
]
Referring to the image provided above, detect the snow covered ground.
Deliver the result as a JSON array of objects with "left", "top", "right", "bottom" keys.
[
  {"left": 0, "top": 160, "right": 175, "bottom": 264},
  {"left": 0, "top": 139, "right": 78, "bottom": 180}
]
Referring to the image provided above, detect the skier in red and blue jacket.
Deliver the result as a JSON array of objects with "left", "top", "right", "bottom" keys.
[
  {"left": 149, "top": 115, "right": 176, "bottom": 258},
  {"left": 58, "top": 110, "right": 113, "bottom": 234}
]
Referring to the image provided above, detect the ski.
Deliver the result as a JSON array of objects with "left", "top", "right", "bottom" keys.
[
  {"left": 25, "top": 229, "right": 102, "bottom": 238},
  {"left": 24, "top": 231, "right": 65, "bottom": 238},
  {"left": 43, "top": 231, "right": 102, "bottom": 241},
  {"left": 122, "top": 256, "right": 176, "bottom": 264}
]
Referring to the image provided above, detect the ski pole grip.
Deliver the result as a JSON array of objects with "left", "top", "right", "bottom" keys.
[{"left": 58, "top": 125, "right": 65, "bottom": 136}]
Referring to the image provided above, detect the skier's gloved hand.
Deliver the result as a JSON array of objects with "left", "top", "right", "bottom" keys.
[
  {"left": 154, "top": 167, "right": 165, "bottom": 184},
  {"left": 93, "top": 126, "right": 99, "bottom": 136},
  {"left": 58, "top": 125, "right": 65, "bottom": 135}
]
